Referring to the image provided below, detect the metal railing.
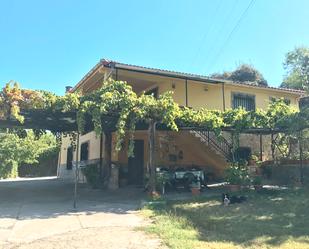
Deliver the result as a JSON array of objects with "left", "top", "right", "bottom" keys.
[{"left": 190, "top": 130, "right": 232, "bottom": 161}]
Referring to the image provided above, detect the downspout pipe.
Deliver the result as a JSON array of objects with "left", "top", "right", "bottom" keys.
[{"left": 222, "top": 82, "right": 226, "bottom": 111}]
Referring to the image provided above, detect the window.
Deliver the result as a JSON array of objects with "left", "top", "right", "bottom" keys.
[
  {"left": 80, "top": 142, "right": 89, "bottom": 161},
  {"left": 284, "top": 98, "right": 291, "bottom": 105},
  {"left": 66, "top": 147, "right": 73, "bottom": 170},
  {"left": 232, "top": 93, "right": 256, "bottom": 111},
  {"left": 145, "top": 87, "right": 158, "bottom": 99}
]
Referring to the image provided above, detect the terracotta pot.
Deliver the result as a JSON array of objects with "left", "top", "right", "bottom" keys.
[
  {"left": 191, "top": 187, "right": 200, "bottom": 196},
  {"left": 149, "top": 191, "right": 161, "bottom": 199},
  {"left": 227, "top": 184, "right": 241, "bottom": 192}
]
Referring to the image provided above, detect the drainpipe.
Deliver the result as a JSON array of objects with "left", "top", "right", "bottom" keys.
[
  {"left": 185, "top": 79, "right": 188, "bottom": 107},
  {"left": 116, "top": 68, "right": 118, "bottom": 81},
  {"left": 222, "top": 82, "right": 226, "bottom": 111}
]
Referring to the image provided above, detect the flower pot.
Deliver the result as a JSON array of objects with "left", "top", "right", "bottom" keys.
[
  {"left": 227, "top": 184, "right": 241, "bottom": 192},
  {"left": 149, "top": 191, "right": 161, "bottom": 200},
  {"left": 191, "top": 187, "right": 200, "bottom": 196}
]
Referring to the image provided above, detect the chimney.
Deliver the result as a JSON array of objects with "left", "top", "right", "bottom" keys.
[{"left": 65, "top": 86, "right": 73, "bottom": 93}]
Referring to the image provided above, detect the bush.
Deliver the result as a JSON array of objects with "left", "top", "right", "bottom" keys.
[
  {"left": 252, "top": 176, "right": 262, "bottom": 185},
  {"left": 0, "top": 131, "right": 58, "bottom": 179},
  {"left": 18, "top": 147, "right": 59, "bottom": 177},
  {"left": 156, "top": 173, "right": 170, "bottom": 193},
  {"left": 225, "top": 162, "right": 250, "bottom": 185},
  {"left": 0, "top": 160, "right": 18, "bottom": 179},
  {"left": 81, "top": 164, "right": 101, "bottom": 188}
]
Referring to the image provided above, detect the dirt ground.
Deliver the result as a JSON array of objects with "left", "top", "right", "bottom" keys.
[{"left": 0, "top": 177, "right": 166, "bottom": 249}]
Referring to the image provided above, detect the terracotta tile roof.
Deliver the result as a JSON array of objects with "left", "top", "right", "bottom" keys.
[{"left": 73, "top": 58, "right": 306, "bottom": 96}]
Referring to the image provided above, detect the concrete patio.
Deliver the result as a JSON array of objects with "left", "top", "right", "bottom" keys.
[{"left": 0, "top": 177, "right": 165, "bottom": 249}]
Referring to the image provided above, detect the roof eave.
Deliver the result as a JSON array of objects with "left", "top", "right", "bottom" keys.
[
  {"left": 224, "top": 81, "right": 305, "bottom": 96},
  {"left": 106, "top": 62, "right": 224, "bottom": 84},
  {"left": 71, "top": 59, "right": 306, "bottom": 96}
]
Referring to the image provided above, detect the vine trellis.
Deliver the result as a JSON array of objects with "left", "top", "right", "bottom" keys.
[{"left": 0, "top": 80, "right": 309, "bottom": 193}]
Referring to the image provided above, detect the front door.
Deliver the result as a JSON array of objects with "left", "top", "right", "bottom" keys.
[{"left": 128, "top": 140, "right": 144, "bottom": 185}]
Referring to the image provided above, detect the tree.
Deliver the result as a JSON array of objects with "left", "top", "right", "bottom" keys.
[
  {"left": 211, "top": 64, "right": 268, "bottom": 86},
  {"left": 281, "top": 47, "right": 309, "bottom": 91},
  {"left": 0, "top": 130, "right": 57, "bottom": 179}
]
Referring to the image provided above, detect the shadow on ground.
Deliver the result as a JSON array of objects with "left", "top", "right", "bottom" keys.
[
  {"left": 0, "top": 177, "right": 145, "bottom": 221},
  {"left": 154, "top": 188, "right": 309, "bottom": 247}
]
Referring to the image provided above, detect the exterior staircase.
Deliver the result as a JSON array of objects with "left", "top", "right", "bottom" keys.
[{"left": 189, "top": 130, "right": 233, "bottom": 162}]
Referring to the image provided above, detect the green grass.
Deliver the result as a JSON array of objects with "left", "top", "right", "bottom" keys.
[{"left": 141, "top": 188, "right": 309, "bottom": 249}]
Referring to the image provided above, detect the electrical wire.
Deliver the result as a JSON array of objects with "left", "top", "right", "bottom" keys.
[
  {"left": 189, "top": 0, "right": 224, "bottom": 68},
  {"left": 201, "top": 0, "right": 240, "bottom": 71},
  {"left": 206, "top": 0, "right": 256, "bottom": 73}
]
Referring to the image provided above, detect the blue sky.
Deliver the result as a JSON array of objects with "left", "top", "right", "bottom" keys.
[{"left": 0, "top": 0, "right": 308, "bottom": 95}]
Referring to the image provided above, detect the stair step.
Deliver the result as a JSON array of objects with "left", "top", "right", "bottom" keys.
[{"left": 189, "top": 130, "right": 232, "bottom": 162}]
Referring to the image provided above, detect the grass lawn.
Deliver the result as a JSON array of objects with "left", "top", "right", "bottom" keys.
[{"left": 141, "top": 188, "right": 309, "bottom": 249}]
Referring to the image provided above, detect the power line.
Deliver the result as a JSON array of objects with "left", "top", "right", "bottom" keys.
[
  {"left": 200, "top": 0, "right": 240, "bottom": 70},
  {"left": 206, "top": 0, "right": 256, "bottom": 73},
  {"left": 189, "top": 0, "right": 224, "bottom": 68}
]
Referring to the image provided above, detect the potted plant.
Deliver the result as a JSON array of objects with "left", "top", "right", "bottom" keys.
[
  {"left": 81, "top": 163, "right": 101, "bottom": 189},
  {"left": 252, "top": 176, "right": 263, "bottom": 191},
  {"left": 190, "top": 177, "right": 201, "bottom": 196},
  {"left": 249, "top": 154, "right": 259, "bottom": 166},
  {"left": 225, "top": 163, "right": 250, "bottom": 192},
  {"left": 156, "top": 172, "right": 170, "bottom": 195}
]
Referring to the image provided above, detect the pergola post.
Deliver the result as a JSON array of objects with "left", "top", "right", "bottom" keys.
[
  {"left": 99, "top": 133, "right": 103, "bottom": 179},
  {"left": 259, "top": 133, "right": 263, "bottom": 161},
  {"left": 231, "top": 132, "right": 235, "bottom": 162},
  {"left": 148, "top": 120, "right": 156, "bottom": 193},
  {"left": 73, "top": 132, "right": 80, "bottom": 209},
  {"left": 299, "top": 131, "right": 304, "bottom": 185},
  {"left": 271, "top": 133, "right": 275, "bottom": 161},
  {"left": 103, "top": 131, "right": 112, "bottom": 182}
]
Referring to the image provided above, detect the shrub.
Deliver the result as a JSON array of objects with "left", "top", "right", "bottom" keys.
[
  {"left": 0, "top": 160, "right": 18, "bottom": 179},
  {"left": 81, "top": 164, "right": 101, "bottom": 188},
  {"left": 225, "top": 162, "right": 250, "bottom": 185},
  {"left": 0, "top": 131, "right": 58, "bottom": 179},
  {"left": 252, "top": 175, "right": 262, "bottom": 185},
  {"left": 156, "top": 173, "right": 170, "bottom": 193}
]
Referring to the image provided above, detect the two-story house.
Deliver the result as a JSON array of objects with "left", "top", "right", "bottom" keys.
[{"left": 58, "top": 59, "right": 305, "bottom": 183}]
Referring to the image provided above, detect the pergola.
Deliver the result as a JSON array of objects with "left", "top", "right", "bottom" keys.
[
  {"left": 1, "top": 105, "right": 308, "bottom": 208},
  {"left": 0, "top": 109, "right": 127, "bottom": 208}
]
